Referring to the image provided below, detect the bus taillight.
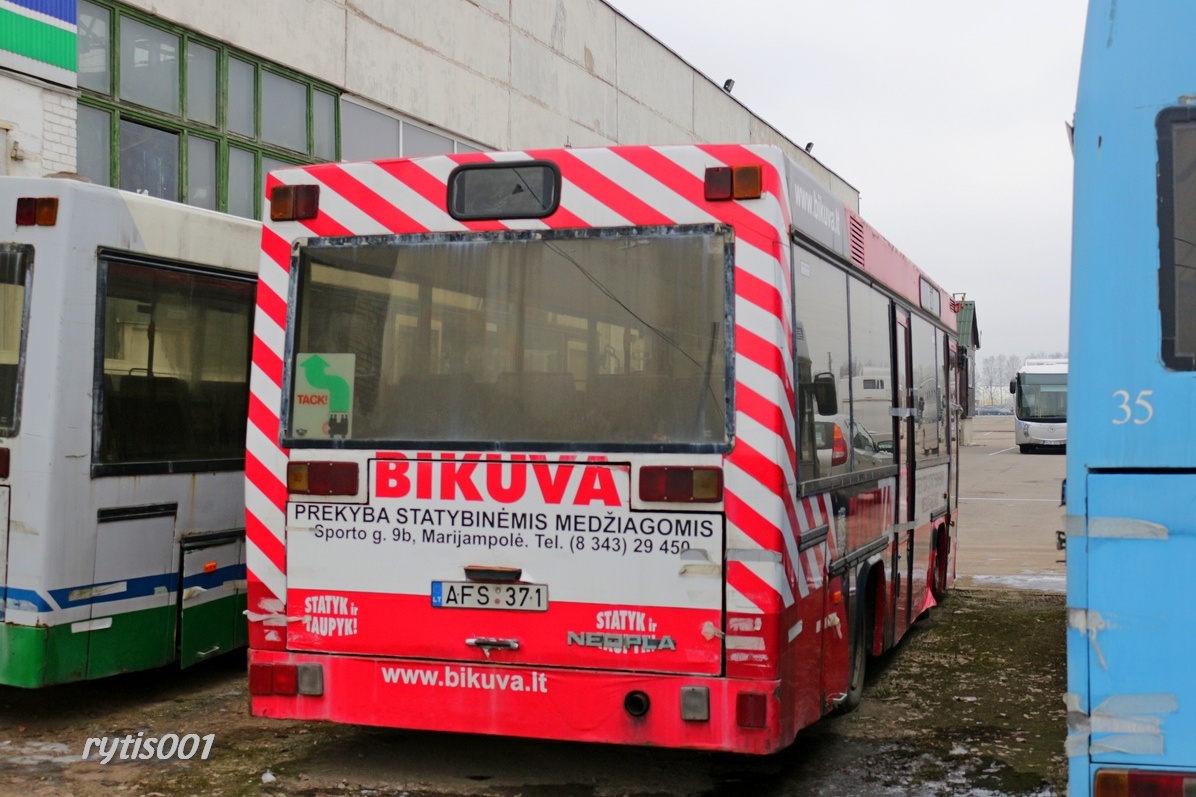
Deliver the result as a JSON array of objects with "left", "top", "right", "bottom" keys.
[
  {"left": 272, "top": 663, "right": 299, "bottom": 695},
  {"left": 249, "top": 662, "right": 324, "bottom": 696},
  {"left": 0, "top": 446, "right": 8, "bottom": 478},
  {"left": 639, "top": 466, "right": 722, "bottom": 503},
  {"left": 1095, "top": 769, "right": 1196, "bottom": 797},
  {"left": 287, "top": 461, "right": 358, "bottom": 496},
  {"left": 736, "top": 692, "right": 768, "bottom": 728},
  {"left": 15, "top": 197, "right": 58, "bottom": 226},
  {"left": 248, "top": 662, "right": 274, "bottom": 695}
]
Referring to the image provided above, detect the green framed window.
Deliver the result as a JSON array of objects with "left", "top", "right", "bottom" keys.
[{"left": 76, "top": 0, "right": 339, "bottom": 219}]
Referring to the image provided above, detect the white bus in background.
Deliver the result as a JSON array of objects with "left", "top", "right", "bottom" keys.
[
  {"left": 1009, "top": 358, "right": 1068, "bottom": 452},
  {"left": 0, "top": 177, "right": 259, "bottom": 687},
  {"left": 840, "top": 367, "right": 894, "bottom": 442}
]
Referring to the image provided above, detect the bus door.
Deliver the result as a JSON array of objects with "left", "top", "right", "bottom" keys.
[
  {"left": 179, "top": 531, "right": 247, "bottom": 667},
  {"left": 0, "top": 484, "right": 8, "bottom": 618},
  {"left": 892, "top": 309, "right": 915, "bottom": 640},
  {"left": 944, "top": 338, "right": 959, "bottom": 590},
  {"left": 948, "top": 339, "right": 960, "bottom": 504},
  {"left": 88, "top": 502, "right": 177, "bottom": 678},
  {"left": 0, "top": 242, "right": 23, "bottom": 625}
]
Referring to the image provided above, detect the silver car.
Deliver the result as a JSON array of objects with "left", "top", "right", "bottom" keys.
[{"left": 815, "top": 414, "right": 888, "bottom": 476}]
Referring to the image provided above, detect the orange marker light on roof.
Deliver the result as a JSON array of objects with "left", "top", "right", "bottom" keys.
[
  {"left": 731, "top": 165, "right": 762, "bottom": 199},
  {"left": 703, "top": 165, "right": 762, "bottom": 201},
  {"left": 704, "top": 167, "right": 733, "bottom": 201},
  {"left": 270, "top": 184, "right": 320, "bottom": 221}
]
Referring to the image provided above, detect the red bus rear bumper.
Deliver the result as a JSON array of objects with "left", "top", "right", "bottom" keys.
[{"left": 248, "top": 648, "right": 787, "bottom": 754}]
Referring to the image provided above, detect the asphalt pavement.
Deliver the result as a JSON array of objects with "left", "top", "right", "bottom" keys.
[{"left": 955, "top": 415, "right": 1066, "bottom": 592}]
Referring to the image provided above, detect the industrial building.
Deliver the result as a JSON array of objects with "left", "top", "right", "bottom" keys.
[{"left": 1, "top": 0, "right": 858, "bottom": 219}]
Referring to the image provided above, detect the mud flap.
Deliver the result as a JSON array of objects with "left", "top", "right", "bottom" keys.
[{"left": 919, "top": 587, "right": 937, "bottom": 615}]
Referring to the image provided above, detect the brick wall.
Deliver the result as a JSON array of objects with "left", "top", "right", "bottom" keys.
[{"left": 41, "top": 90, "right": 77, "bottom": 174}]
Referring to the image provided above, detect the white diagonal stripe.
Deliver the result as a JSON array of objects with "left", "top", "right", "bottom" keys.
[
  {"left": 253, "top": 312, "right": 285, "bottom": 367},
  {"left": 257, "top": 251, "right": 292, "bottom": 303},
  {"left": 342, "top": 161, "right": 465, "bottom": 232},
  {"left": 246, "top": 544, "right": 286, "bottom": 601},
  {"left": 727, "top": 582, "right": 764, "bottom": 614},
  {"left": 566, "top": 148, "right": 710, "bottom": 224},
  {"left": 557, "top": 177, "right": 635, "bottom": 227}
]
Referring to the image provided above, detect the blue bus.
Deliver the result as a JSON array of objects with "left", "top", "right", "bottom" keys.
[{"left": 1067, "top": 3, "right": 1196, "bottom": 795}]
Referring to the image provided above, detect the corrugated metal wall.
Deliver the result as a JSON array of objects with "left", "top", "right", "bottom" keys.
[{"left": 0, "top": 0, "right": 77, "bottom": 85}]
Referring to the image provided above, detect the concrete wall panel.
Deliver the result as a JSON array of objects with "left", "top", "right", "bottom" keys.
[
  {"left": 344, "top": 13, "right": 509, "bottom": 147},
  {"left": 749, "top": 115, "right": 796, "bottom": 150},
  {"left": 692, "top": 80, "right": 752, "bottom": 146},
  {"left": 349, "top": 0, "right": 510, "bottom": 84},
  {"left": 511, "top": 0, "right": 617, "bottom": 83},
  {"left": 613, "top": 17, "right": 693, "bottom": 133},
  {"left": 511, "top": 32, "right": 617, "bottom": 141},
  {"left": 507, "top": 94, "right": 614, "bottom": 152},
  {"left": 470, "top": 0, "right": 511, "bottom": 19},
  {"left": 615, "top": 97, "right": 690, "bottom": 147}
]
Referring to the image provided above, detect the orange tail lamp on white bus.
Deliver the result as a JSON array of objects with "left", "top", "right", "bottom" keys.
[
  {"left": 286, "top": 461, "right": 358, "bottom": 496},
  {"left": 15, "top": 196, "right": 58, "bottom": 226},
  {"left": 638, "top": 466, "right": 722, "bottom": 503}
]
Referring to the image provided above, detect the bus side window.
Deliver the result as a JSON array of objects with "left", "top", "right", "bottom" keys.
[
  {"left": 0, "top": 364, "right": 17, "bottom": 413},
  {"left": 105, "top": 374, "right": 193, "bottom": 460},
  {"left": 1158, "top": 112, "right": 1196, "bottom": 370},
  {"left": 794, "top": 253, "right": 850, "bottom": 481},
  {"left": 97, "top": 258, "right": 254, "bottom": 468},
  {"left": 847, "top": 278, "right": 896, "bottom": 468}
]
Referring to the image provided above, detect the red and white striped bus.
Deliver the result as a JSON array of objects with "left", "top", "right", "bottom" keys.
[{"left": 246, "top": 144, "right": 962, "bottom": 754}]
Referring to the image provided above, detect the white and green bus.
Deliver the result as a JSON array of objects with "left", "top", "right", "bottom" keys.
[{"left": 0, "top": 177, "right": 258, "bottom": 686}]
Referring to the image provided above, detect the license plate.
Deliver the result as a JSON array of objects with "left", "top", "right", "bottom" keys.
[
  {"left": 431, "top": 581, "right": 548, "bottom": 611},
  {"left": 1044, "top": 439, "right": 1066, "bottom": 445}
]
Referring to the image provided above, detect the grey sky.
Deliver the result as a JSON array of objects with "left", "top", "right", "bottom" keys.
[{"left": 609, "top": 0, "right": 1087, "bottom": 362}]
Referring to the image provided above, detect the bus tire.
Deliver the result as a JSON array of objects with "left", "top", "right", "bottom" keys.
[
  {"left": 931, "top": 526, "right": 950, "bottom": 600},
  {"left": 836, "top": 583, "right": 874, "bottom": 715}
]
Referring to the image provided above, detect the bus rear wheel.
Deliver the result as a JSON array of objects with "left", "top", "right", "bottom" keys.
[{"left": 836, "top": 589, "right": 874, "bottom": 715}]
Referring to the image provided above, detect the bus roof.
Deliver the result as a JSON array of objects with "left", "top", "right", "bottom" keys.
[
  {"left": 266, "top": 143, "right": 959, "bottom": 333},
  {"left": 1, "top": 175, "right": 260, "bottom": 275},
  {"left": 1020, "top": 359, "right": 1068, "bottom": 374}
]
